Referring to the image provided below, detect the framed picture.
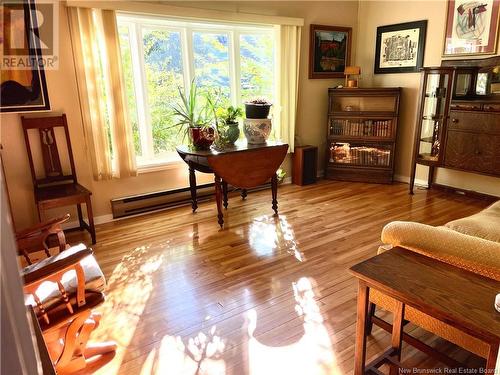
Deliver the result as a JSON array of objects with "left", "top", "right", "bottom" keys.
[
  {"left": 309, "top": 24, "right": 352, "bottom": 79},
  {"left": 374, "top": 20, "right": 427, "bottom": 74},
  {"left": 443, "top": 0, "right": 500, "bottom": 56},
  {"left": 1, "top": 0, "right": 50, "bottom": 113}
]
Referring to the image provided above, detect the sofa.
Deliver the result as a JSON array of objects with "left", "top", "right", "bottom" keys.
[{"left": 369, "top": 200, "right": 500, "bottom": 360}]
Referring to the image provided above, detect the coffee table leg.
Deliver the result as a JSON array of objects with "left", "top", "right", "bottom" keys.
[
  {"left": 389, "top": 301, "right": 405, "bottom": 375},
  {"left": 485, "top": 344, "right": 499, "bottom": 372},
  {"left": 189, "top": 163, "right": 198, "bottom": 212},
  {"left": 241, "top": 189, "right": 247, "bottom": 200},
  {"left": 214, "top": 175, "right": 224, "bottom": 227},
  {"left": 271, "top": 174, "right": 278, "bottom": 214},
  {"left": 222, "top": 180, "right": 228, "bottom": 209},
  {"left": 354, "top": 281, "right": 369, "bottom": 375}
]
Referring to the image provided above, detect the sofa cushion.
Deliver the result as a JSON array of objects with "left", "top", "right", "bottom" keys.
[{"left": 445, "top": 200, "right": 500, "bottom": 242}]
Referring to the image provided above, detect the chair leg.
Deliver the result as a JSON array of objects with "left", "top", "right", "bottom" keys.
[
  {"left": 51, "top": 311, "right": 116, "bottom": 375},
  {"left": 77, "top": 203, "right": 85, "bottom": 230},
  {"left": 85, "top": 196, "right": 96, "bottom": 244},
  {"left": 37, "top": 204, "right": 43, "bottom": 222}
]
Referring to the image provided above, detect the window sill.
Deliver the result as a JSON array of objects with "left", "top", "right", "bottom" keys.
[{"left": 137, "top": 160, "right": 185, "bottom": 174}]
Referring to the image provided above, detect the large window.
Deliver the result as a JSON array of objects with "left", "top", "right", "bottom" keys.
[{"left": 117, "top": 15, "right": 275, "bottom": 167}]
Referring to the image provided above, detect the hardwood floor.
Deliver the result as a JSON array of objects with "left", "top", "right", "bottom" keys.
[{"left": 68, "top": 180, "right": 492, "bottom": 375}]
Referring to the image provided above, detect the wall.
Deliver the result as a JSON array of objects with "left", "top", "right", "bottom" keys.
[
  {"left": 0, "top": 1, "right": 359, "bottom": 229},
  {"left": 356, "top": 0, "right": 500, "bottom": 196}
]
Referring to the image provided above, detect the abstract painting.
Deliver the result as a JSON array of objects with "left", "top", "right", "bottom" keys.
[
  {"left": 0, "top": 0, "right": 50, "bottom": 112},
  {"left": 444, "top": 0, "right": 500, "bottom": 56},
  {"left": 374, "top": 21, "right": 427, "bottom": 74},
  {"left": 309, "top": 24, "right": 352, "bottom": 79}
]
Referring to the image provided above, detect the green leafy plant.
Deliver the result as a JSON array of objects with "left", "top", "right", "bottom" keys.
[
  {"left": 170, "top": 79, "right": 212, "bottom": 134},
  {"left": 221, "top": 106, "right": 243, "bottom": 124}
]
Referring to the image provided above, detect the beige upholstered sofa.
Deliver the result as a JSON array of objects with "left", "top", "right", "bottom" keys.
[{"left": 370, "top": 200, "right": 500, "bottom": 359}]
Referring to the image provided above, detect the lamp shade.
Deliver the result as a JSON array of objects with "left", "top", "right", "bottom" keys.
[{"left": 344, "top": 66, "right": 361, "bottom": 75}]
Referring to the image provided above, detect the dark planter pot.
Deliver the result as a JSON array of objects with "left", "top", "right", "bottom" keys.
[
  {"left": 244, "top": 103, "right": 272, "bottom": 119},
  {"left": 189, "top": 127, "right": 215, "bottom": 150}
]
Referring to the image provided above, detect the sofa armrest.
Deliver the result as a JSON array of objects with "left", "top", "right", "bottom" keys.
[{"left": 381, "top": 221, "right": 500, "bottom": 281}]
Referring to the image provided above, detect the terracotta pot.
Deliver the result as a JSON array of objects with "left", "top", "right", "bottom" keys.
[{"left": 189, "top": 127, "right": 215, "bottom": 150}]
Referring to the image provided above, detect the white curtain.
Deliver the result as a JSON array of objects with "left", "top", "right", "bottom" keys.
[
  {"left": 274, "top": 25, "right": 301, "bottom": 151},
  {"left": 68, "top": 7, "right": 137, "bottom": 180}
]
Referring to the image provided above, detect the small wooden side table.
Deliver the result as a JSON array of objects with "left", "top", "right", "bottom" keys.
[
  {"left": 349, "top": 247, "right": 500, "bottom": 374},
  {"left": 177, "top": 141, "right": 288, "bottom": 227}
]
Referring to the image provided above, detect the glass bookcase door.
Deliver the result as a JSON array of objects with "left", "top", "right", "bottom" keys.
[
  {"left": 330, "top": 96, "right": 397, "bottom": 113},
  {"left": 417, "top": 70, "right": 452, "bottom": 162}
]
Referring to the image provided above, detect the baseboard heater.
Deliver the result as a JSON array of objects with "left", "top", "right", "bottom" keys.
[{"left": 111, "top": 182, "right": 271, "bottom": 219}]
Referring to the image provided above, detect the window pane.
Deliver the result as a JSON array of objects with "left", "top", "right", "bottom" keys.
[
  {"left": 193, "top": 32, "right": 231, "bottom": 106},
  {"left": 142, "top": 29, "right": 185, "bottom": 159},
  {"left": 118, "top": 24, "right": 141, "bottom": 156},
  {"left": 240, "top": 33, "right": 274, "bottom": 103}
]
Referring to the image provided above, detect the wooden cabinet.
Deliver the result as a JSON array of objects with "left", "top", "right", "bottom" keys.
[
  {"left": 326, "top": 88, "right": 401, "bottom": 184},
  {"left": 410, "top": 56, "right": 500, "bottom": 194}
]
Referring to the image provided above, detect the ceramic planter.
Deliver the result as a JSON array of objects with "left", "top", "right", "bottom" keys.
[
  {"left": 243, "top": 118, "right": 272, "bottom": 144},
  {"left": 225, "top": 122, "right": 240, "bottom": 144},
  {"left": 189, "top": 127, "right": 215, "bottom": 150}
]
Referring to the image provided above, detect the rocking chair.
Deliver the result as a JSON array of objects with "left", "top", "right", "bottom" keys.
[{"left": 18, "top": 221, "right": 116, "bottom": 373}]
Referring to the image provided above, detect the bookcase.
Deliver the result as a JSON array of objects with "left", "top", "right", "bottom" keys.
[{"left": 326, "top": 87, "right": 401, "bottom": 183}]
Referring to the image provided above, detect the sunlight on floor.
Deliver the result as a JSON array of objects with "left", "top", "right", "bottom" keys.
[
  {"left": 140, "top": 326, "right": 226, "bottom": 375},
  {"left": 91, "top": 246, "right": 164, "bottom": 375},
  {"left": 247, "top": 277, "right": 339, "bottom": 375},
  {"left": 248, "top": 215, "right": 304, "bottom": 261}
]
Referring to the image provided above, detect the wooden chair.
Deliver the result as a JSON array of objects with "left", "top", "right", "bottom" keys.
[
  {"left": 22, "top": 244, "right": 116, "bottom": 374},
  {"left": 21, "top": 114, "right": 96, "bottom": 244}
]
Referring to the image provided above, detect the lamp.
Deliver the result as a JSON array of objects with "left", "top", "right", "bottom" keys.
[{"left": 344, "top": 66, "right": 361, "bottom": 88}]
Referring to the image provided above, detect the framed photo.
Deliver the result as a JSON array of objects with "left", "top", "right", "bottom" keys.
[
  {"left": 1, "top": 0, "right": 50, "bottom": 112},
  {"left": 309, "top": 24, "right": 352, "bottom": 79},
  {"left": 443, "top": 0, "right": 500, "bottom": 56},
  {"left": 374, "top": 20, "right": 427, "bottom": 74}
]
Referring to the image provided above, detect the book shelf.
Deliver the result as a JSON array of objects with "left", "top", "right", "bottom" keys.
[{"left": 326, "top": 87, "right": 401, "bottom": 183}]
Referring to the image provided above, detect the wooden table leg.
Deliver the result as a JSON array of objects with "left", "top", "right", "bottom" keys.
[
  {"left": 222, "top": 180, "right": 228, "bottom": 209},
  {"left": 214, "top": 175, "right": 224, "bottom": 227},
  {"left": 241, "top": 189, "right": 247, "bottom": 200},
  {"left": 485, "top": 344, "right": 499, "bottom": 372},
  {"left": 188, "top": 162, "right": 198, "bottom": 212},
  {"left": 354, "top": 281, "right": 369, "bottom": 375},
  {"left": 271, "top": 174, "right": 278, "bottom": 214},
  {"left": 389, "top": 301, "right": 405, "bottom": 375}
]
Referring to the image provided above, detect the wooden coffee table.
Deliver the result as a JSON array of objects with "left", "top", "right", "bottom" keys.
[
  {"left": 349, "top": 247, "right": 500, "bottom": 375},
  {"left": 177, "top": 141, "right": 288, "bottom": 227}
]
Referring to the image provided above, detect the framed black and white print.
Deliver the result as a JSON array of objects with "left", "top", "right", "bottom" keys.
[{"left": 374, "top": 20, "right": 427, "bottom": 74}]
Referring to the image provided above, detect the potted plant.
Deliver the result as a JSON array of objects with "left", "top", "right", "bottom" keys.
[
  {"left": 170, "top": 79, "right": 214, "bottom": 150},
  {"left": 220, "top": 106, "right": 243, "bottom": 144},
  {"left": 244, "top": 97, "right": 272, "bottom": 119}
]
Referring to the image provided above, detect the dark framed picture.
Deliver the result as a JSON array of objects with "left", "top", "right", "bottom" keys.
[
  {"left": 374, "top": 20, "right": 427, "bottom": 74},
  {"left": 443, "top": 0, "right": 500, "bottom": 56},
  {"left": 1, "top": 0, "right": 50, "bottom": 112},
  {"left": 309, "top": 24, "right": 352, "bottom": 79}
]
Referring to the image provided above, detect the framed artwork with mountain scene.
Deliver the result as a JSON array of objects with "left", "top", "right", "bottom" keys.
[
  {"left": 1, "top": 0, "right": 50, "bottom": 112},
  {"left": 374, "top": 20, "right": 427, "bottom": 74},
  {"left": 309, "top": 24, "right": 352, "bottom": 79},
  {"left": 443, "top": 0, "right": 500, "bottom": 56}
]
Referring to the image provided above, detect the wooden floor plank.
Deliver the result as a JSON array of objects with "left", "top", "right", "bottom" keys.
[{"left": 66, "top": 180, "right": 491, "bottom": 374}]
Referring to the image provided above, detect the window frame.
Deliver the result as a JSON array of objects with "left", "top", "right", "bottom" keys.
[{"left": 117, "top": 13, "right": 276, "bottom": 169}]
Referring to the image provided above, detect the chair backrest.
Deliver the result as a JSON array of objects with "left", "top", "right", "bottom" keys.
[{"left": 21, "top": 114, "right": 77, "bottom": 188}]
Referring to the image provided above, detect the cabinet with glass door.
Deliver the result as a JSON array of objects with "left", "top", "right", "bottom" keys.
[{"left": 409, "top": 67, "right": 454, "bottom": 193}]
